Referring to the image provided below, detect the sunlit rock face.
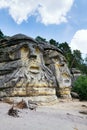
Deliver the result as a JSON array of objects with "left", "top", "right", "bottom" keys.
[{"left": 0, "top": 34, "right": 71, "bottom": 102}]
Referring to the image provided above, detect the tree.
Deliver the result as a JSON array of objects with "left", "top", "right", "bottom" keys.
[
  {"left": 72, "top": 50, "right": 83, "bottom": 69},
  {"left": 84, "top": 54, "right": 87, "bottom": 65},
  {"left": 58, "top": 42, "right": 71, "bottom": 53},
  {"left": 0, "top": 29, "right": 4, "bottom": 39},
  {"left": 73, "top": 50, "right": 83, "bottom": 63},
  {"left": 35, "top": 36, "right": 47, "bottom": 43},
  {"left": 58, "top": 42, "right": 73, "bottom": 67},
  {"left": 72, "top": 75, "right": 87, "bottom": 100},
  {"left": 80, "top": 63, "right": 87, "bottom": 75},
  {"left": 49, "top": 39, "right": 59, "bottom": 47},
  {"left": 70, "top": 50, "right": 87, "bottom": 74}
]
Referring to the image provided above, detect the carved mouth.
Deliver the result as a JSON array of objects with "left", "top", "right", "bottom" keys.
[
  {"left": 29, "top": 66, "right": 40, "bottom": 73},
  {"left": 30, "top": 66, "right": 39, "bottom": 70}
]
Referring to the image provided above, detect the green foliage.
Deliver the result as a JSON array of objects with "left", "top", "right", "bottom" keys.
[
  {"left": 79, "top": 63, "right": 87, "bottom": 75},
  {"left": 49, "top": 39, "right": 59, "bottom": 47},
  {"left": 72, "top": 76, "right": 87, "bottom": 100},
  {"left": 35, "top": 36, "right": 47, "bottom": 43},
  {"left": 58, "top": 42, "right": 71, "bottom": 53},
  {"left": 0, "top": 29, "right": 4, "bottom": 39},
  {"left": 84, "top": 55, "right": 87, "bottom": 65},
  {"left": 72, "top": 50, "right": 83, "bottom": 67},
  {"left": 58, "top": 42, "right": 73, "bottom": 67}
]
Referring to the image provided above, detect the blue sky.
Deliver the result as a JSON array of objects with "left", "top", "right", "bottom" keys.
[{"left": 0, "top": 0, "right": 87, "bottom": 55}]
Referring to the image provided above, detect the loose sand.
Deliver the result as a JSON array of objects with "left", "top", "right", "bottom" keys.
[{"left": 0, "top": 99, "right": 87, "bottom": 130}]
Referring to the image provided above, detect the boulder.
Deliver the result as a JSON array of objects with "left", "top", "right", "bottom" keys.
[{"left": 71, "top": 92, "right": 79, "bottom": 99}]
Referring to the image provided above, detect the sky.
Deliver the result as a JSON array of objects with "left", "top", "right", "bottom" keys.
[{"left": 0, "top": 0, "right": 87, "bottom": 57}]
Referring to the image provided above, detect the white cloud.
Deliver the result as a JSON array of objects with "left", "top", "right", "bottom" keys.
[
  {"left": 0, "top": 0, "right": 74, "bottom": 25},
  {"left": 70, "top": 29, "right": 87, "bottom": 57}
]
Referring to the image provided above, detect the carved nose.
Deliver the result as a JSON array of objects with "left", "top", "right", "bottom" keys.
[{"left": 29, "top": 55, "right": 37, "bottom": 59}]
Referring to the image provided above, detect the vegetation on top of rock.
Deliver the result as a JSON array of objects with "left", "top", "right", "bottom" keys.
[{"left": 0, "top": 30, "right": 87, "bottom": 75}]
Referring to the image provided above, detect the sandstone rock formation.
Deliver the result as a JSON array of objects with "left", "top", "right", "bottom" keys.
[{"left": 0, "top": 34, "right": 71, "bottom": 102}]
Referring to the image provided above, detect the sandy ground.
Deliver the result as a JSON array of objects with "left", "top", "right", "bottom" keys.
[{"left": 0, "top": 100, "right": 87, "bottom": 130}]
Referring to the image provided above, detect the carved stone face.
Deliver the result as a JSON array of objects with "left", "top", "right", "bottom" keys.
[
  {"left": 19, "top": 44, "right": 40, "bottom": 74},
  {"left": 0, "top": 41, "right": 57, "bottom": 97},
  {"left": 44, "top": 49, "right": 71, "bottom": 88},
  {"left": 44, "top": 49, "right": 71, "bottom": 98},
  {"left": 19, "top": 44, "right": 56, "bottom": 96},
  {"left": 28, "top": 44, "right": 41, "bottom": 74}
]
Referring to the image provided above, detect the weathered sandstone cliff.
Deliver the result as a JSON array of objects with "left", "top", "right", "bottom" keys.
[{"left": 0, "top": 34, "right": 71, "bottom": 103}]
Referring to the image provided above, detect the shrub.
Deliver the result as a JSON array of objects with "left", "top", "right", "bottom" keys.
[{"left": 72, "top": 75, "right": 87, "bottom": 100}]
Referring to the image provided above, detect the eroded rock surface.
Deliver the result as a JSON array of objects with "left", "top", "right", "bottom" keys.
[{"left": 0, "top": 34, "right": 72, "bottom": 102}]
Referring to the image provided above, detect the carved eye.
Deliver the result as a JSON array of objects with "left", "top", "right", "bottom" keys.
[
  {"left": 21, "top": 46, "right": 29, "bottom": 59},
  {"left": 35, "top": 47, "right": 40, "bottom": 53},
  {"left": 22, "top": 46, "right": 29, "bottom": 52},
  {"left": 32, "top": 45, "right": 35, "bottom": 48},
  {"left": 60, "top": 63, "right": 64, "bottom": 66}
]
